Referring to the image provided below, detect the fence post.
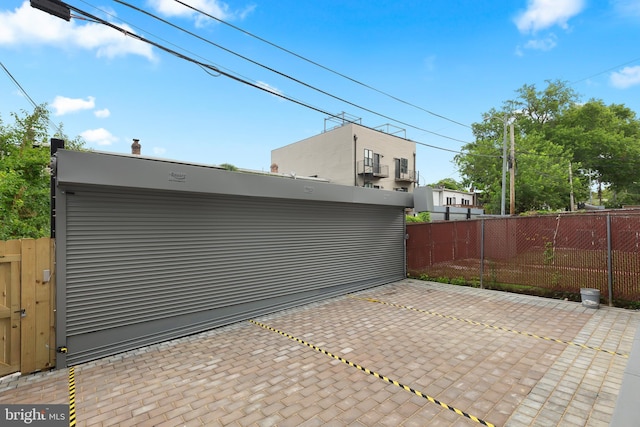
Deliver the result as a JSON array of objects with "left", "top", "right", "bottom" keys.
[
  {"left": 50, "top": 138, "right": 64, "bottom": 239},
  {"left": 480, "top": 218, "right": 484, "bottom": 289},
  {"left": 607, "top": 213, "right": 613, "bottom": 307}
]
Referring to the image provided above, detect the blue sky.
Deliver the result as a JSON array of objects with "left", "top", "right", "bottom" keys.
[{"left": 1, "top": 0, "right": 640, "bottom": 185}]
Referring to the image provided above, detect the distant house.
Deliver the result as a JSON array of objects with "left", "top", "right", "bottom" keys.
[
  {"left": 431, "top": 186, "right": 481, "bottom": 208},
  {"left": 271, "top": 114, "right": 418, "bottom": 193},
  {"left": 414, "top": 186, "right": 484, "bottom": 221}
]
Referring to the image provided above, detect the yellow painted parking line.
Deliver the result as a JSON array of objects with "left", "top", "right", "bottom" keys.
[
  {"left": 351, "top": 295, "right": 629, "bottom": 358},
  {"left": 69, "top": 366, "right": 76, "bottom": 427},
  {"left": 250, "top": 319, "right": 496, "bottom": 427}
]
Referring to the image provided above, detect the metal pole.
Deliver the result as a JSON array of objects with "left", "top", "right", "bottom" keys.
[
  {"left": 50, "top": 138, "right": 65, "bottom": 238},
  {"left": 569, "top": 162, "right": 575, "bottom": 212},
  {"left": 501, "top": 120, "right": 507, "bottom": 216},
  {"left": 607, "top": 213, "right": 613, "bottom": 306},
  {"left": 509, "top": 122, "right": 516, "bottom": 215},
  {"left": 480, "top": 218, "right": 485, "bottom": 289},
  {"left": 353, "top": 134, "right": 358, "bottom": 187}
]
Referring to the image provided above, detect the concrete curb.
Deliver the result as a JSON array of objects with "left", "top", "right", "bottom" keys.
[{"left": 611, "top": 320, "right": 640, "bottom": 427}]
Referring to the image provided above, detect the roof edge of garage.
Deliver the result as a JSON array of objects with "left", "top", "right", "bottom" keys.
[{"left": 55, "top": 150, "right": 414, "bottom": 207}]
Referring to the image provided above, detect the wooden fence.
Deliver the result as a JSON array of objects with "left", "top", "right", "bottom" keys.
[{"left": 0, "top": 238, "right": 56, "bottom": 376}]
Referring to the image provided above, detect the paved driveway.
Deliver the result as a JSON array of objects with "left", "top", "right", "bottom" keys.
[{"left": 1, "top": 279, "right": 638, "bottom": 426}]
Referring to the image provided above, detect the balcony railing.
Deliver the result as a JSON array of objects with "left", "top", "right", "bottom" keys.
[
  {"left": 357, "top": 161, "right": 389, "bottom": 178},
  {"left": 395, "top": 170, "right": 417, "bottom": 183}
]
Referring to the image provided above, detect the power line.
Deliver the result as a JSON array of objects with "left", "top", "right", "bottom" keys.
[
  {"left": 113, "top": 4, "right": 636, "bottom": 167},
  {"left": 91, "top": 4, "right": 497, "bottom": 158},
  {"left": 0, "top": 61, "right": 39, "bottom": 110},
  {"left": 172, "top": 0, "right": 471, "bottom": 130},
  {"left": 165, "top": 0, "right": 640, "bottom": 170},
  {"left": 571, "top": 54, "right": 640, "bottom": 85},
  {"left": 0, "top": 60, "right": 63, "bottom": 135},
  {"left": 112, "top": 0, "right": 470, "bottom": 145},
  {"left": 33, "top": 1, "right": 496, "bottom": 161},
  {"left": 65, "top": 4, "right": 345, "bottom": 118}
]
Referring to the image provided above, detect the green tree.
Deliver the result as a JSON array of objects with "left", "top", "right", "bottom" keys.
[
  {"left": 513, "top": 132, "right": 580, "bottom": 212},
  {"left": 219, "top": 163, "right": 238, "bottom": 171},
  {"left": 0, "top": 105, "right": 85, "bottom": 239},
  {"left": 428, "top": 178, "right": 466, "bottom": 191},
  {"left": 547, "top": 100, "right": 640, "bottom": 206},
  {"left": 455, "top": 80, "right": 637, "bottom": 214},
  {"left": 455, "top": 115, "right": 506, "bottom": 213},
  {"left": 512, "top": 79, "right": 579, "bottom": 129}
]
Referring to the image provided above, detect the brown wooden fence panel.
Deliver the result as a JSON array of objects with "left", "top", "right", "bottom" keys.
[
  {"left": 0, "top": 238, "right": 55, "bottom": 376},
  {"left": 0, "top": 240, "right": 21, "bottom": 376},
  {"left": 20, "top": 239, "right": 36, "bottom": 374},
  {"left": 35, "top": 238, "right": 55, "bottom": 371}
]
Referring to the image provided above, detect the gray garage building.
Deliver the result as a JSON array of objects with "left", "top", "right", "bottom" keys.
[{"left": 53, "top": 150, "right": 412, "bottom": 368}]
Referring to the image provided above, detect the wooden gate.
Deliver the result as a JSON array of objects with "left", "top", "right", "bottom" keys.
[{"left": 0, "top": 238, "right": 56, "bottom": 376}]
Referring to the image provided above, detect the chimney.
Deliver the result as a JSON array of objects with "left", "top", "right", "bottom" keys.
[
  {"left": 270, "top": 163, "right": 279, "bottom": 173},
  {"left": 131, "top": 139, "right": 141, "bottom": 155}
]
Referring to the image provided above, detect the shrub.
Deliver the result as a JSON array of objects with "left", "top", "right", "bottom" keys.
[{"left": 406, "top": 212, "right": 431, "bottom": 223}]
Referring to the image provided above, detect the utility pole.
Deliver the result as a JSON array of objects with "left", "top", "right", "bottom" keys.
[
  {"left": 500, "top": 119, "right": 507, "bottom": 216},
  {"left": 509, "top": 122, "right": 516, "bottom": 215},
  {"left": 484, "top": 114, "right": 509, "bottom": 216},
  {"left": 569, "top": 162, "right": 575, "bottom": 211}
]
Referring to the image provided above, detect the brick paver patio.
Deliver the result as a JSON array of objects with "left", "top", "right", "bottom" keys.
[{"left": 1, "top": 279, "right": 637, "bottom": 426}]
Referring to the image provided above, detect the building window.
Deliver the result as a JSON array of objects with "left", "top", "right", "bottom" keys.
[
  {"left": 394, "top": 158, "right": 409, "bottom": 178},
  {"left": 400, "top": 158, "right": 408, "bottom": 174},
  {"left": 394, "top": 159, "right": 409, "bottom": 179},
  {"left": 373, "top": 153, "right": 381, "bottom": 174},
  {"left": 364, "top": 149, "right": 373, "bottom": 167},
  {"left": 364, "top": 182, "right": 373, "bottom": 188},
  {"left": 461, "top": 199, "right": 470, "bottom": 205},
  {"left": 394, "top": 187, "right": 408, "bottom": 192},
  {"left": 446, "top": 196, "right": 456, "bottom": 205}
]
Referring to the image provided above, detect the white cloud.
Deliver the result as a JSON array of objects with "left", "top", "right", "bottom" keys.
[
  {"left": 80, "top": 128, "right": 118, "bottom": 146},
  {"left": 147, "top": 0, "right": 254, "bottom": 27},
  {"left": 237, "top": 4, "right": 257, "bottom": 20},
  {"left": 153, "top": 147, "right": 167, "bottom": 155},
  {"left": 74, "top": 22, "right": 155, "bottom": 60},
  {"left": 148, "top": 0, "right": 229, "bottom": 27},
  {"left": 514, "top": 0, "right": 585, "bottom": 33},
  {"left": 51, "top": 96, "right": 95, "bottom": 116},
  {"left": 610, "top": 66, "right": 640, "bottom": 89},
  {"left": 94, "top": 108, "right": 111, "bottom": 118},
  {"left": 0, "top": 2, "right": 155, "bottom": 60},
  {"left": 523, "top": 34, "right": 558, "bottom": 51}
]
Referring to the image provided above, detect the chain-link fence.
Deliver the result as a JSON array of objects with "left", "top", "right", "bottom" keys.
[{"left": 406, "top": 212, "right": 640, "bottom": 306}]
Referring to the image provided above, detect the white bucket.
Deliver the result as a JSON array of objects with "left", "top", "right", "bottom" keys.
[{"left": 580, "top": 288, "right": 600, "bottom": 309}]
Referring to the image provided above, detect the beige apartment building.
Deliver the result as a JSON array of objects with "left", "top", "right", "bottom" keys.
[{"left": 271, "top": 117, "right": 418, "bottom": 192}]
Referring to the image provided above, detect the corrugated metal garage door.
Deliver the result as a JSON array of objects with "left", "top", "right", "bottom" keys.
[{"left": 63, "top": 187, "right": 405, "bottom": 365}]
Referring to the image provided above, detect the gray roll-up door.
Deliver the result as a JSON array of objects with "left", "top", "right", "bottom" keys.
[{"left": 63, "top": 187, "right": 404, "bottom": 365}]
